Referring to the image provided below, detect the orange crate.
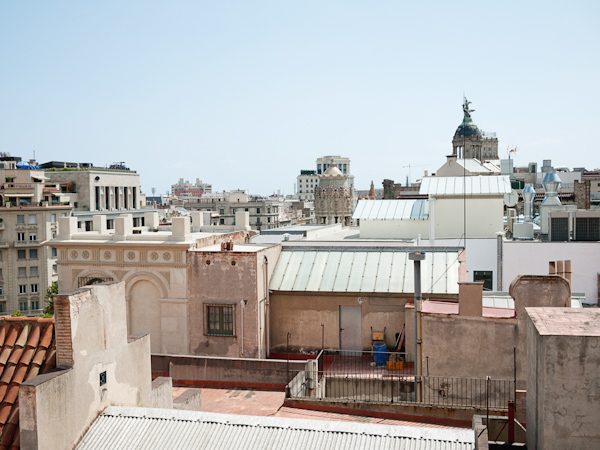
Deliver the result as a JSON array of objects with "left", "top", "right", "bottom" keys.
[{"left": 386, "top": 360, "right": 403, "bottom": 370}]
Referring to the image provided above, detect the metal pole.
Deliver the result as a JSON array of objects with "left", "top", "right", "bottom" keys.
[
  {"left": 287, "top": 332, "right": 291, "bottom": 383},
  {"left": 409, "top": 252, "right": 425, "bottom": 402}
]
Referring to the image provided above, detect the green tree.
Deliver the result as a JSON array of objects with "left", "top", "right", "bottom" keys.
[{"left": 44, "top": 281, "right": 58, "bottom": 316}]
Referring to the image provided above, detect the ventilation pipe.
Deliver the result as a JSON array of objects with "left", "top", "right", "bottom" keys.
[
  {"left": 541, "top": 169, "right": 562, "bottom": 207},
  {"left": 522, "top": 183, "right": 536, "bottom": 223}
]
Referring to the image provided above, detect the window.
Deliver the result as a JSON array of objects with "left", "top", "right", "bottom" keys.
[
  {"left": 52, "top": 247, "right": 57, "bottom": 258},
  {"left": 17, "top": 250, "right": 26, "bottom": 260},
  {"left": 205, "top": 304, "right": 235, "bottom": 336},
  {"left": 219, "top": 209, "right": 224, "bottom": 215},
  {"left": 18, "top": 267, "right": 27, "bottom": 277},
  {"left": 474, "top": 271, "right": 493, "bottom": 291},
  {"left": 30, "top": 284, "right": 38, "bottom": 294},
  {"left": 19, "top": 302, "right": 27, "bottom": 311},
  {"left": 0, "top": 269, "right": 2, "bottom": 279},
  {"left": 52, "top": 264, "right": 58, "bottom": 275},
  {"left": 17, "top": 215, "right": 24, "bottom": 224},
  {"left": 0, "top": 287, "right": 3, "bottom": 296},
  {"left": 29, "top": 249, "right": 38, "bottom": 259},
  {"left": 19, "top": 285, "right": 27, "bottom": 294},
  {"left": 31, "top": 301, "right": 39, "bottom": 310},
  {"left": 30, "top": 267, "right": 38, "bottom": 277},
  {"left": 17, "top": 232, "right": 25, "bottom": 241},
  {"left": 29, "top": 233, "right": 37, "bottom": 241},
  {"left": 219, "top": 218, "right": 225, "bottom": 225},
  {"left": 51, "top": 214, "right": 57, "bottom": 223},
  {"left": 0, "top": 251, "right": 2, "bottom": 261},
  {"left": 28, "top": 215, "right": 36, "bottom": 224},
  {"left": 256, "top": 208, "right": 260, "bottom": 214}
]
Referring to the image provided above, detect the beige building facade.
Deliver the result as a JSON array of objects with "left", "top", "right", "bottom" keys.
[
  {"left": 49, "top": 213, "right": 251, "bottom": 355},
  {"left": 45, "top": 168, "right": 143, "bottom": 212}
]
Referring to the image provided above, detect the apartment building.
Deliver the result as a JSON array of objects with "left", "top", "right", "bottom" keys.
[
  {"left": 178, "top": 191, "right": 284, "bottom": 231},
  {"left": 0, "top": 205, "right": 71, "bottom": 315},
  {"left": 43, "top": 163, "right": 143, "bottom": 212}
]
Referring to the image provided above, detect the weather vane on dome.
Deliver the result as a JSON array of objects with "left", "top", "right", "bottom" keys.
[{"left": 462, "top": 97, "right": 475, "bottom": 118}]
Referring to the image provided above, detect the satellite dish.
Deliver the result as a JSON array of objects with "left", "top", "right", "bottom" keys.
[{"left": 504, "top": 190, "right": 518, "bottom": 207}]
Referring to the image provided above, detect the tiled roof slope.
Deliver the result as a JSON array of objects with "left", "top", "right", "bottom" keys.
[{"left": 0, "top": 317, "right": 56, "bottom": 450}]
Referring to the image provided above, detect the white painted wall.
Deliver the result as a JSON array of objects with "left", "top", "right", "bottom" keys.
[
  {"left": 503, "top": 241, "right": 600, "bottom": 305},
  {"left": 422, "top": 238, "right": 499, "bottom": 291},
  {"left": 433, "top": 197, "right": 504, "bottom": 239}
]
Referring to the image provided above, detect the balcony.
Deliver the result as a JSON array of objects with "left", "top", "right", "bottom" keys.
[
  {"left": 15, "top": 240, "right": 39, "bottom": 247},
  {"left": 0, "top": 242, "right": 9, "bottom": 248}
]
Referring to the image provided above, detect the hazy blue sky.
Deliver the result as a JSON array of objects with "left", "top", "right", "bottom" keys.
[{"left": 1, "top": 1, "right": 598, "bottom": 196}]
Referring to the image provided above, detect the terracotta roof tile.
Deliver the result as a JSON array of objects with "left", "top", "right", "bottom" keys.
[
  {"left": 3, "top": 386, "right": 18, "bottom": 407},
  {"left": 39, "top": 325, "right": 53, "bottom": 349},
  {"left": 7, "top": 349, "right": 23, "bottom": 367},
  {"left": 25, "top": 326, "right": 40, "bottom": 348},
  {"left": 3, "top": 327, "right": 20, "bottom": 349},
  {"left": 11, "top": 367, "right": 27, "bottom": 385},
  {"left": 30, "top": 348, "right": 47, "bottom": 368},
  {"left": 0, "top": 367, "right": 15, "bottom": 385},
  {"left": 13, "top": 326, "right": 29, "bottom": 349},
  {"left": 16, "top": 349, "right": 34, "bottom": 368},
  {"left": 0, "top": 325, "right": 10, "bottom": 348},
  {"left": 0, "top": 350, "right": 11, "bottom": 366},
  {"left": 0, "top": 318, "right": 55, "bottom": 450},
  {"left": 0, "top": 404, "right": 13, "bottom": 425}
]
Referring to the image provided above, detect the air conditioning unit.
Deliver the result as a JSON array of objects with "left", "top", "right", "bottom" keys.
[
  {"left": 506, "top": 208, "right": 517, "bottom": 235},
  {"left": 573, "top": 211, "right": 600, "bottom": 241},
  {"left": 549, "top": 211, "right": 570, "bottom": 242}
]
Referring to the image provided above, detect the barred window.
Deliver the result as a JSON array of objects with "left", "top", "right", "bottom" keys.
[{"left": 205, "top": 304, "right": 235, "bottom": 336}]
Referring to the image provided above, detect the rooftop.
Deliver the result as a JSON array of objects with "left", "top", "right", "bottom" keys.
[
  {"left": 352, "top": 199, "right": 429, "bottom": 220},
  {"left": 527, "top": 307, "right": 600, "bottom": 336},
  {"left": 419, "top": 175, "right": 511, "bottom": 196},
  {"left": 270, "top": 248, "right": 460, "bottom": 294},
  {"left": 75, "top": 406, "right": 475, "bottom": 450},
  {"left": 0, "top": 317, "right": 56, "bottom": 449}
]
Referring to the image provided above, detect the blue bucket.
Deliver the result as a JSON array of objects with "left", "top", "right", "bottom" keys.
[{"left": 373, "top": 341, "right": 388, "bottom": 366}]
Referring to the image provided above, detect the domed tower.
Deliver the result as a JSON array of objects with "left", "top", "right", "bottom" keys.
[
  {"left": 315, "top": 163, "right": 353, "bottom": 226},
  {"left": 452, "top": 97, "right": 498, "bottom": 160}
]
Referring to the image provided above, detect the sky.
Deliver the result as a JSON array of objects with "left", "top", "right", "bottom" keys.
[{"left": 1, "top": 1, "right": 599, "bottom": 196}]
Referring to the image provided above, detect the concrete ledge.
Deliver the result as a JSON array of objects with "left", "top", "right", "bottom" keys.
[
  {"left": 152, "top": 354, "right": 306, "bottom": 391},
  {"left": 283, "top": 398, "right": 509, "bottom": 428}
]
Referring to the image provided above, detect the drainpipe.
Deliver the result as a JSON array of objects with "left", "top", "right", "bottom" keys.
[
  {"left": 264, "top": 256, "right": 270, "bottom": 358},
  {"left": 496, "top": 232, "right": 503, "bottom": 291},
  {"left": 240, "top": 299, "right": 246, "bottom": 357},
  {"left": 409, "top": 252, "right": 425, "bottom": 402}
]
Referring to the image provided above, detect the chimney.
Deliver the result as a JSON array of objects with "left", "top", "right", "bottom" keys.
[
  {"left": 92, "top": 215, "right": 107, "bottom": 234},
  {"left": 458, "top": 282, "right": 483, "bottom": 317},
  {"left": 171, "top": 217, "right": 191, "bottom": 241},
  {"left": 113, "top": 214, "right": 133, "bottom": 241},
  {"left": 57, "top": 217, "right": 78, "bottom": 239}
]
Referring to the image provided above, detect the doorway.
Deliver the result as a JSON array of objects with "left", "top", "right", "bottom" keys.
[{"left": 339, "top": 305, "right": 362, "bottom": 353}]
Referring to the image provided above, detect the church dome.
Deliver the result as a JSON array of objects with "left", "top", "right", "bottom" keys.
[
  {"left": 324, "top": 166, "right": 343, "bottom": 176},
  {"left": 454, "top": 117, "right": 481, "bottom": 138}
]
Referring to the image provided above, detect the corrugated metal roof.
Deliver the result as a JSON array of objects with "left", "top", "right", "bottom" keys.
[
  {"left": 270, "top": 249, "right": 460, "bottom": 294},
  {"left": 455, "top": 159, "right": 500, "bottom": 174},
  {"left": 419, "top": 175, "right": 512, "bottom": 196},
  {"left": 75, "top": 407, "right": 475, "bottom": 450},
  {"left": 352, "top": 199, "right": 429, "bottom": 220},
  {"left": 481, "top": 294, "right": 582, "bottom": 309}
]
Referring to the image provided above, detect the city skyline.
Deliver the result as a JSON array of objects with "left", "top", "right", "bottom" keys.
[{"left": 1, "top": 1, "right": 598, "bottom": 196}]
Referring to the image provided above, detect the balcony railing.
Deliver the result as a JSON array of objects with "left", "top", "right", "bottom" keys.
[
  {"left": 286, "top": 349, "right": 515, "bottom": 411},
  {"left": 15, "top": 240, "right": 39, "bottom": 247}
]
